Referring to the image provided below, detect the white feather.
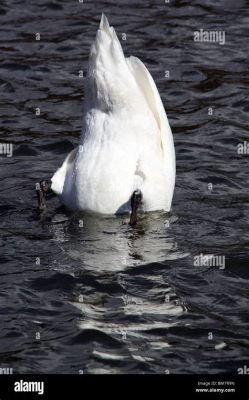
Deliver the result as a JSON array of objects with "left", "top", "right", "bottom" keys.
[{"left": 51, "top": 14, "right": 175, "bottom": 214}]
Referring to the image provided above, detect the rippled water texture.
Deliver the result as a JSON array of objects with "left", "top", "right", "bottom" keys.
[{"left": 0, "top": 0, "right": 249, "bottom": 373}]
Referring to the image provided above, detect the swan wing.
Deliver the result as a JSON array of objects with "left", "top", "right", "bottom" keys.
[
  {"left": 126, "top": 55, "right": 175, "bottom": 164},
  {"left": 51, "top": 147, "right": 78, "bottom": 196}
]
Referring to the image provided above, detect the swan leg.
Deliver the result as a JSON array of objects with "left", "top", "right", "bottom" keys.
[
  {"left": 36, "top": 179, "right": 52, "bottom": 212},
  {"left": 129, "top": 190, "right": 142, "bottom": 226}
]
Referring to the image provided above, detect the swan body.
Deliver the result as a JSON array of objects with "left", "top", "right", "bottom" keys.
[{"left": 51, "top": 14, "right": 175, "bottom": 215}]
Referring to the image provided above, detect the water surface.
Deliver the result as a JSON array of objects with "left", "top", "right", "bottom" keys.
[{"left": 0, "top": 0, "right": 249, "bottom": 373}]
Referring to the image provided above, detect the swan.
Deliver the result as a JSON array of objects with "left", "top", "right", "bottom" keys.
[{"left": 37, "top": 14, "right": 175, "bottom": 225}]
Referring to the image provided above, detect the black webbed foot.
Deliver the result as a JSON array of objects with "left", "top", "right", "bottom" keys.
[{"left": 36, "top": 179, "right": 52, "bottom": 212}]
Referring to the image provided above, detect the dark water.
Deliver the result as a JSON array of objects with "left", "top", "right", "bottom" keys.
[{"left": 1, "top": 0, "right": 249, "bottom": 374}]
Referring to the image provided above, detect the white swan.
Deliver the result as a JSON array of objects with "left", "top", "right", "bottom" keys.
[{"left": 41, "top": 14, "right": 175, "bottom": 223}]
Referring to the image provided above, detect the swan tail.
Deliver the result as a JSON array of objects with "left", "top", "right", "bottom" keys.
[
  {"left": 86, "top": 15, "right": 134, "bottom": 110},
  {"left": 88, "top": 14, "right": 126, "bottom": 73}
]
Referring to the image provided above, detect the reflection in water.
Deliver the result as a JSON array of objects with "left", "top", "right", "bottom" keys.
[
  {"left": 49, "top": 209, "right": 189, "bottom": 367},
  {"left": 51, "top": 210, "right": 187, "bottom": 272}
]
